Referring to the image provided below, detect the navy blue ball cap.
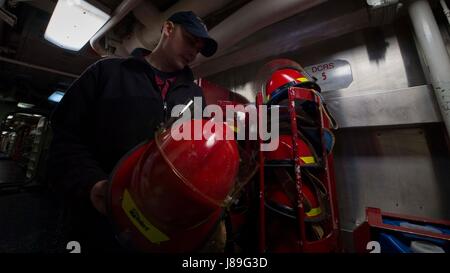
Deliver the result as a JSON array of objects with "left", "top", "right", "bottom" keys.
[{"left": 167, "top": 11, "right": 218, "bottom": 57}]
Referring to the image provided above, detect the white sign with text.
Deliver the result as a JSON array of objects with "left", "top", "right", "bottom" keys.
[{"left": 304, "top": 60, "right": 353, "bottom": 92}]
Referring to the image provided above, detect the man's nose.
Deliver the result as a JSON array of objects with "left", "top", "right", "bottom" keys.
[
  {"left": 194, "top": 40, "right": 204, "bottom": 54},
  {"left": 188, "top": 48, "right": 200, "bottom": 59}
]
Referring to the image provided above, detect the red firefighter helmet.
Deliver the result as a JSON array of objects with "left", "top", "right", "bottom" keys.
[
  {"left": 266, "top": 68, "right": 309, "bottom": 97},
  {"left": 264, "top": 134, "right": 323, "bottom": 221},
  {"left": 264, "top": 167, "right": 327, "bottom": 252},
  {"left": 255, "top": 59, "right": 320, "bottom": 102},
  {"left": 264, "top": 135, "right": 318, "bottom": 166},
  {"left": 265, "top": 170, "right": 323, "bottom": 221},
  {"left": 108, "top": 118, "right": 256, "bottom": 252}
]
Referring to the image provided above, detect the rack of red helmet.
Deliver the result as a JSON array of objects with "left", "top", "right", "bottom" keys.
[{"left": 255, "top": 86, "right": 341, "bottom": 253}]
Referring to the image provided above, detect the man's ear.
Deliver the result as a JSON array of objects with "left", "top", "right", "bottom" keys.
[{"left": 162, "top": 21, "right": 175, "bottom": 36}]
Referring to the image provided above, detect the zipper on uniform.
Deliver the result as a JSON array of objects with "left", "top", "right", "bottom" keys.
[{"left": 163, "top": 100, "right": 168, "bottom": 123}]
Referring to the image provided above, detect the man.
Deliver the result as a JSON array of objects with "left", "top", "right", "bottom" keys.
[{"left": 47, "top": 11, "right": 218, "bottom": 252}]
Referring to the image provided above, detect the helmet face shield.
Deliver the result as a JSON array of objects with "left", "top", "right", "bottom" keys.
[{"left": 108, "top": 106, "right": 258, "bottom": 252}]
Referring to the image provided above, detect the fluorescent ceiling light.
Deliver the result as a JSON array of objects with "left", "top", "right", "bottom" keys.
[
  {"left": 44, "top": 0, "right": 110, "bottom": 51},
  {"left": 17, "top": 102, "right": 35, "bottom": 108},
  {"left": 48, "top": 91, "right": 65, "bottom": 103}
]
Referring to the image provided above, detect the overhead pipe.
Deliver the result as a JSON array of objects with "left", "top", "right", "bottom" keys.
[
  {"left": 0, "top": 56, "right": 78, "bottom": 78},
  {"left": 193, "top": 7, "right": 369, "bottom": 77},
  {"left": 121, "top": 1, "right": 161, "bottom": 53},
  {"left": 440, "top": 0, "right": 450, "bottom": 25},
  {"left": 89, "top": 0, "right": 143, "bottom": 56},
  {"left": 132, "top": 0, "right": 161, "bottom": 26},
  {"left": 94, "top": 0, "right": 325, "bottom": 59},
  {"left": 191, "top": 0, "right": 327, "bottom": 68},
  {"left": 409, "top": 0, "right": 450, "bottom": 137}
]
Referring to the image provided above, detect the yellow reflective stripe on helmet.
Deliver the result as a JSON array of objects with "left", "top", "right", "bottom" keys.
[
  {"left": 306, "top": 207, "right": 322, "bottom": 217},
  {"left": 300, "top": 156, "right": 316, "bottom": 164},
  {"left": 122, "top": 189, "right": 169, "bottom": 244},
  {"left": 296, "top": 77, "right": 309, "bottom": 83}
]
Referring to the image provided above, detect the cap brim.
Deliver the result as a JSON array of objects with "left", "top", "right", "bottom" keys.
[
  {"left": 200, "top": 37, "right": 218, "bottom": 57},
  {"left": 183, "top": 26, "right": 218, "bottom": 57}
]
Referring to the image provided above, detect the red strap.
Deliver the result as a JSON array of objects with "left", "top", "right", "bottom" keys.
[{"left": 155, "top": 75, "right": 176, "bottom": 100}]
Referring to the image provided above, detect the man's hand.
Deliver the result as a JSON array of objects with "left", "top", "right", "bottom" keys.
[{"left": 90, "top": 180, "right": 108, "bottom": 215}]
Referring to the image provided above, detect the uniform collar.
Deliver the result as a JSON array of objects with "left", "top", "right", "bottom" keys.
[{"left": 123, "top": 49, "right": 195, "bottom": 83}]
